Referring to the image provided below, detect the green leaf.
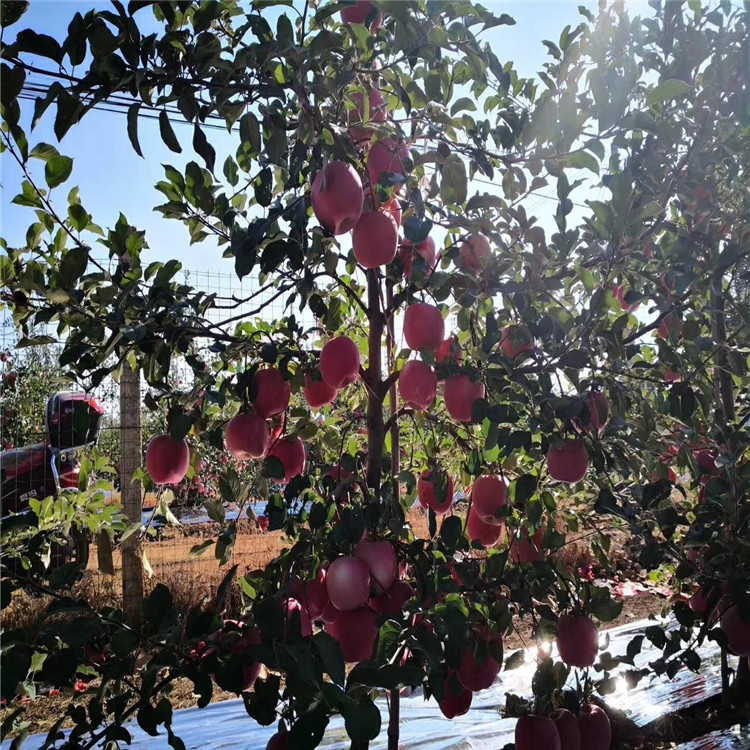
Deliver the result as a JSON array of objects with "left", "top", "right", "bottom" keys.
[
  {"left": 646, "top": 79, "right": 692, "bottom": 106},
  {"left": 44, "top": 154, "right": 73, "bottom": 188},
  {"left": 29, "top": 142, "right": 59, "bottom": 162},
  {"left": 15, "top": 29, "right": 63, "bottom": 62},
  {"left": 344, "top": 700, "right": 380, "bottom": 746},
  {"left": 563, "top": 151, "right": 599, "bottom": 174},
  {"left": 159, "top": 110, "right": 182, "bottom": 153},
  {"left": 127, "top": 103, "right": 144, "bottom": 157},
  {"left": 440, "top": 154, "right": 467, "bottom": 206},
  {"left": 193, "top": 122, "right": 216, "bottom": 173},
  {"left": 0, "top": 1, "right": 29, "bottom": 27},
  {"left": 314, "top": 631, "right": 345, "bottom": 686},
  {"left": 450, "top": 97, "right": 477, "bottom": 116},
  {"left": 68, "top": 203, "right": 89, "bottom": 232}
]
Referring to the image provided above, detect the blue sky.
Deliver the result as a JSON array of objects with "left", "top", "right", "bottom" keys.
[{"left": 0, "top": 1, "right": 651, "bottom": 273}]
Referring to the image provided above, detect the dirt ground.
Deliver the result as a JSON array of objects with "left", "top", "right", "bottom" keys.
[{"left": 2, "top": 506, "right": 670, "bottom": 739}]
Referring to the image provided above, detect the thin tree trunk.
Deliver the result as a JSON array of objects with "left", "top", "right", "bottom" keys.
[
  {"left": 365, "top": 269, "right": 385, "bottom": 492},
  {"left": 385, "top": 279, "right": 400, "bottom": 750},
  {"left": 120, "top": 360, "right": 143, "bottom": 628}
]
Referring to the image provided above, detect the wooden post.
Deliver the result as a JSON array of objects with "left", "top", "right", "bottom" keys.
[{"left": 120, "top": 359, "right": 143, "bottom": 627}]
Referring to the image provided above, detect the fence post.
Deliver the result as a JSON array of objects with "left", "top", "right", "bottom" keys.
[{"left": 120, "top": 359, "right": 143, "bottom": 627}]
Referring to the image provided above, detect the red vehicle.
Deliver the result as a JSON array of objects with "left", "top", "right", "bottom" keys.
[{"left": 1, "top": 392, "right": 105, "bottom": 569}]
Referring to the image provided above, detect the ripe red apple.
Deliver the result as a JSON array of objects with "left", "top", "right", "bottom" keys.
[
  {"left": 471, "top": 475, "right": 507, "bottom": 526},
  {"left": 266, "top": 732, "right": 287, "bottom": 750},
  {"left": 282, "top": 597, "right": 312, "bottom": 638},
  {"left": 354, "top": 539, "right": 397, "bottom": 594},
  {"left": 252, "top": 368, "right": 290, "bottom": 419},
  {"left": 438, "top": 673, "right": 473, "bottom": 719},
  {"left": 364, "top": 186, "right": 401, "bottom": 227},
  {"left": 340, "top": 0, "right": 382, "bottom": 31},
  {"left": 367, "top": 138, "right": 410, "bottom": 188},
  {"left": 509, "top": 526, "right": 544, "bottom": 563},
  {"left": 303, "top": 370, "right": 338, "bottom": 409},
  {"left": 612, "top": 283, "right": 640, "bottom": 313},
  {"left": 267, "top": 436, "right": 305, "bottom": 483},
  {"left": 328, "top": 606, "right": 379, "bottom": 662},
  {"left": 225, "top": 412, "right": 270, "bottom": 460},
  {"left": 257, "top": 515, "right": 269, "bottom": 531},
  {"left": 550, "top": 708, "right": 581, "bottom": 750},
  {"left": 326, "top": 556, "right": 371, "bottom": 611},
  {"left": 515, "top": 715, "right": 561, "bottom": 750},
  {"left": 578, "top": 704, "right": 611, "bottom": 750},
  {"left": 225, "top": 626, "right": 262, "bottom": 690},
  {"left": 720, "top": 605, "right": 750, "bottom": 656},
  {"left": 311, "top": 161, "right": 364, "bottom": 235},
  {"left": 2, "top": 371, "right": 17, "bottom": 387},
  {"left": 400, "top": 236, "right": 437, "bottom": 279},
  {"left": 417, "top": 470, "right": 454, "bottom": 515},
  {"left": 664, "top": 366, "right": 682, "bottom": 382},
  {"left": 319, "top": 336, "right": 361, "bottom": 388},
  {"left": 556, "top": 614, "right": 599, "bottom": 667},
  {"left": 500, "top": 325, "right": 535, "bottom": 360},
  {"left": 436, "top": 336, "right": 462, "bottom": 365},
  {"left": 444, "top": 375, "right": 485, "bottom": 422},
  {"left": 291, "top": 568, "right": 329, "bottom": 621},
  {"left": 467, "top": 509, "right": 504, "bottom": 547},
  {"left": 694, "top": 448, "right": 717, "bottom": 475},
  {"left": 656, "top": 311, "right": 681, "bottom": 340},
  {"left": 459, "top": 234, "right": 491, "bottom": 271},
  {"left": 352, "top": 210, "right": 398, "bottom": 268},
  {"left": 458, "top": 628, "right": 502, "bottom": 691},
  {"left": 583, "top": 391, "right": 610, "bottom": 435},
  {"left": 403, "top": 303, "right": 444, "bottom": 352},
  {"left": 399, "top": 360, "right": 437, "bottom": 411},
  {"left": 347, "top": 87, "right": 386, "bottom": 142},
  {"left": 547, "top": 439, "right": 589, "bottom": 483},
  {"left": 146, "top": 435, "right": 191, "bottom": 485},
  {"left": 689, "top": 587, "right": 709, "bottom": 618},
  {"left": 370, "top": 580, "right": 414, "bottom": 616}
]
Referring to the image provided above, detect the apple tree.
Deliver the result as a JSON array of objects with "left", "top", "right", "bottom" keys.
[{"left": 2, "top": 1, "right": 750, "bottom": 748}]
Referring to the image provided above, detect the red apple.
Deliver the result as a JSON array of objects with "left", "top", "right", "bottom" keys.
[
  {"left": 225, "top": 412, "right": 270, "bottom": 460},
  {"left": 515, "top": 715, "right": 561, "bottom": 750},
  {"left": 252, "top": 368, "right": 290, "bottom": 419},
  {"left": 145, "top": 435, "right": 191, "bottom": 485},
  {"left": 438, "top": 673, "right": 473, "bottom": 719},
  {"left": 370, "top": 580, "right": 414, "bottom": 616},
  {"left": 509, "top": 526, "right": 544, "bottom": 563},
  {"left": 326, "top": 556, "right": 371, "bottom": 611},
  {"left": 459, "top": 234, "right": 491, "bottom": 271},
  {"left": 267, "top": 436, "right": 305, "bottom": 483},
  {"left": 664, "top": 366, "right": 682, "bottom": 382},
  {"left": 354, "top": 539, "right": 397, "bottom": 594},
  {"left": 656, "top": 311, "right": 681, "bottom": 340},
  {"left": 347, "top": 87, "right": 386, "bottom": 142},
  {"left": 556, "top": 614, "right": 599, "bottom": 668},
  {"left": 471, "top": 475, "right": 507, "bottom": 526},
  {"left": 612, "top": 283, "right": 640, "bottom": 313},
  {"left": 444, "top": 374, "right": 485, "bottom": 422},
  {"left": 328, "top": 606, "right": 379, "bottom": 662},
  {"left": 400, "top": 236, "right": 437, "bottom": 279},
  {"left": 319, "top": 336, "right": 361, "bottom": 388},
  {"left": 467, "top": 509, "right": 504, "bottom": 547},
  {"left": 367, "top": 138, "right": 410, "bottom": 189},
  {"left": 578, "top": 704, "right": 611, "bottom": 750},
  {"left": 303, "top": 370, "right": 338, "bottom": 409},
  {"left": 583, "top": 391, "right": 609, "bottom": 435},
  {"left": 436, "top": 336, "right": 462, "bottom": 365},
  {"left": 282, "top": 597, "right": 312, "bottom": 638},
  {"left": 311, "top": 161, "right": 364, "bottom": 235},
  {"left": 547, "top": 439, "right": 589, "bottom": 483},
  {"left": 340, "top": 0, "right": 382, "bottom": 31},
  {"left": 257, "top": 515, "right": 269, "bottom": 531},
  {"left": 403, "top": 303, "right": 444, "bottom": 352},
  {"left": 399, "top": 360, "right": 437, "bottom": 411},
  {"left": 500, "top": 325, "right": 535, "bottom": 360},
  {"left": 550, "top": 708, "right": 581, "bottom": 750},
  {"left": 291, "top": 569, "right": 329, "bottom": 621},
  {"left": 352, "top": 210, "right": 398, "bottom": 268},
  {"left": 720, "top": 605, "right": 750, "bottom": 656},
  {"left": 266, "top": 732, "right": 287, "bottom": 750},
  {"left": 417, "top": 470, "right": 454, "bottom": 515},
  {"left": 458, "top": 628, "right": 502, "bottom": 691},
  {"left": 694, "top": 448, "right": 717, "bottom": 475},
  {"left": 689, "top": 587, "right": 709, "bottom": 618}
]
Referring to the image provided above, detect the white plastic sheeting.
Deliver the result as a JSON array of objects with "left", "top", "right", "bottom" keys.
[{"left": 3, "top": 617, "right": 746, "bottom": 749}]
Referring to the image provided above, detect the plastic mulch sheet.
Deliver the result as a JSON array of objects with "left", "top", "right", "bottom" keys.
[{"left": 3, "top": 617, "right": 746, "bottom": 749}]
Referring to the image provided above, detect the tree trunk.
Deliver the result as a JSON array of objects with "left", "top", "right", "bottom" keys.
[
  {"left": 365, "top": 269, "right": 385, "bottom": 492},
  {"left": 120, "top": 360, "right": 144, "bottom": 628}
]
